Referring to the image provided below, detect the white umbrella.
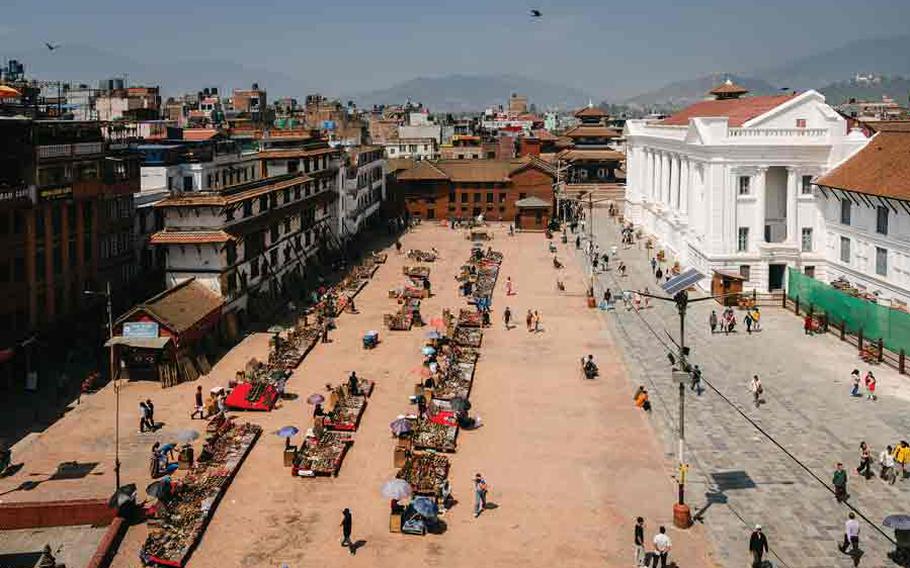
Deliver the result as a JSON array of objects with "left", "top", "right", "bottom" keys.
[{"left": 381, "top": 478, "right": 412, "bottom": 500}]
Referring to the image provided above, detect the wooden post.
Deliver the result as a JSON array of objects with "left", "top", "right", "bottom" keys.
[
  {"left": 839, "top": 320, "right": 845, "bottom": 341},
  {"left": 782, "top": 292, "right": 787, "bottom": 309},
  {"left": 900, "top": 349, "right": 905, "bottom": 375},
  {"left": 858, "top": 329, "right": 864, "bottom": 354},
  {"left": 795, "top": 296, "right": 800, "bottom": 315},
  {"left": 878, "top": 338, "right": 884, "bottom": 363}
]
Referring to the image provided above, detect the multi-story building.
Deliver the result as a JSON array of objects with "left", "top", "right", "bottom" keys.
[
  {"left": 395, "top": 156, "right": 554, "bottom": 222},
  {"left": 96, "top": 86, "right": 162, "bottom": 122},
  {"left": 814, "top": 128, "right": 910, "bottom": 306},
  {"left": 150, "top": 134, "right": 340, "bottom": 328},
  {"left": 508, "top": 93, "right": 529, "bottom": 114},
  {"left": 337, "top": 145, "right": 385, "bottom": 240},
  {"left": 0, "top": 119, "right": 141, "bottom": 385},
  {"left": 623, "top": 82, "right": 867, "bottom": 292},
  {"left": 383, "top": 137, "right": 439, "bottom": 160},
  {"left": 440, "top": 135, "right": 484, "bottom": 160},
  {"left": 231, "top": 83, "right": 267, "bottom": 122}
]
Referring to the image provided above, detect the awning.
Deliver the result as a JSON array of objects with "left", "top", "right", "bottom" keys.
[
  {"left": 713, "top": 269, "right": 747, "bottom": 281},
  {"left": 104, "top": 336, "right": 172, "bottom": 349}
]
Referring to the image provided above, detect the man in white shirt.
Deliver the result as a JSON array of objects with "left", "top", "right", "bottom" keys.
[
  {"left": 839, "top": 512, "right": 860, "bottom": 554},
  {"left": 880, "top": 445, "right": 897, "bottom": 484},
  {"left": 651, "top": 525, "right": 671, "bottom": 568}
]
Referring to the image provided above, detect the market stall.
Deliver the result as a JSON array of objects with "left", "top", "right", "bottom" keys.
[
  {"left": 292, "top": 429, "right": 354, "bottom": 477},
  {"left": 452, "top": 326, "right": 482, "bottom": 348},
  {"left": 411, "top": 417, "right": 458, "bottom": 453},
  {"left": 140, "top": 418, "right": 261, "bottom": 567},
  {"left": 323, "top": 380, "right": 374, "bottom": 432},
  {"left": 407, "top": 249, "right": 437, "bottom": 262},
  {"left": 403, "top": 266, "right": 431, "bottom": 280},
  {"left": 396, "top": 452, "right": 449, "bottom": 496}
]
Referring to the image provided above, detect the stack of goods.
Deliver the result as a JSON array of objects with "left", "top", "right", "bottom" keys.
[
  {"left": 384, "top": 306, "right": 414, "bottom": 331},
  {"left": 396, "top": 452, "right": 450, "bottom": 495},
  {"left": 457, "top": 309, "right": 482, "bottom": 328},
  {"left": 452, "top": 326, "right": 482, "bottom": 348},
  {"left": 403, "top": 266, "right": 431, "bottom": 280},
  {"left": 412, "top": 418, "right": 458, "bottom": 453},
  {"left": 292, "top": 430, "right": 354, "bottom": 477},
  {"left": 324, "top": 382, "right": 373, "bottom": 432},
  {"left": 141, "top": 420, "right": 261, "bottom": 567},
  {"left": 432, "top": 359, "right": 476, "bottom": 401},
  {"left": 407, "top": 249, "right": 437, "bottom": 262}
]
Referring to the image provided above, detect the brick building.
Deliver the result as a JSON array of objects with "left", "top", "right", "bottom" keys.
[
  {"left": 0, "top": 119, "right": 141, "bottom": 387},
  {"left": 395, "top": 157, "right": 555, "bottom": 222}
]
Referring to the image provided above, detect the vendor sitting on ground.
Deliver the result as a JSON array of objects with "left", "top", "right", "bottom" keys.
[{"left": 635, "top": 388, "right": 651, "bottom": 412}]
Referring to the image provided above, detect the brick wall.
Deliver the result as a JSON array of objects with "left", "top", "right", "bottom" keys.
[{"left": 0, "top": 499, "right": 116, "bottom": 529}]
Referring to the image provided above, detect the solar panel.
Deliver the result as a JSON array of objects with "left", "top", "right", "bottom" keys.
[{"left": 661, "top": 268, "right": 705, "bottom": 296}]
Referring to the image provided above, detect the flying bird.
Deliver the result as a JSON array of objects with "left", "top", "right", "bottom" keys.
[
  {"left": 530, "top": 9, "right": 542, "bottom": 18},
  {"left": 45, "top": 42, "right": 60, "bottom": 51}
]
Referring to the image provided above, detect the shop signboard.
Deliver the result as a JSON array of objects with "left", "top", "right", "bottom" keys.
[
  {"left": 123, "top": 321, "right": 160, "bottom": 338},
  {"left": 38, "top": 185, "right": 72, "bottom": 201}
]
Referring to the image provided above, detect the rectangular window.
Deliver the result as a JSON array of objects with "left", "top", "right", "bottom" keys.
[
  {"left": 226, "top": 242, "right": 237, "bottom": 265},
  {"left": 876, "top": 206, "right": 889, "bottom": 235},
  {"left": 426, "top": 208, "right": 435, "bottom": 220},
  {"left": 840, "top": 199, "right": 851, "bottom": 225},
  {"left": 288, "top": 160, "right": 299, "bottom": 173},
  {"left": 460, "top": 193, "right": 468, "bottom": 203},
  {"left": 739, "top": 265, "right": 751, "bottom": 280},
  {"left": 738, "top": 176, "right": 751, "bottom": 196},
  {"left": 243, "top": 201, "right": 253, "bottom": 217},
  {"left": 449, "top": 192, "right": 456, "bottom": 203},
  {"left": 519, "top": 193, "right": 527, "bottom": 200},
  {"left": 876, "top": 247, "right": 888, "bottom": 276},
  {"left": 486, "top": 193, "right": 494, "bottom": 203},
  {"left": 284, "top": 218, "right": 291, "bottom": 234},
  {"left": 499, "top": 193, "right": 506, "bottom": 203},
  {"left": 796, "top": 118, "right": 807, "bottom": 128},
  {"left": 473, "top": 193, "right": 481, "bottom": 202},
  {"left": 737, "top": 227, "right": 749, "bottom": 252},
  {"left": 801, "top": 228, "right": 813, "bottom": 252},
  {"left": 804, "top": 266, "right": 815, "bottom": 278},
  {"left": 801, "top": 175, "right": 813, "bottom": 195},
  {"left": 259, "top": 196, "right": 268, "bottom": 211},
  {"left": 840, "top": 236, "right": 851, "bottom": 263},
  {"left": 183, "top": 176, "right": 193, "bottom": 191}
]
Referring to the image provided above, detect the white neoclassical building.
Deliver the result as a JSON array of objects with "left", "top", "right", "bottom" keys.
[{"left": 624, "top": 83, "right": 867, "bottom": 291}]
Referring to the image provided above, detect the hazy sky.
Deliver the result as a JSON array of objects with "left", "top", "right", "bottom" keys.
[{"left": 3, "top": 0, "right": 910, "bottom": 98}]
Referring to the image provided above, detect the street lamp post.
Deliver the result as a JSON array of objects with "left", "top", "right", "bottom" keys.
[{"left": 86, "top": 282, "right": 120, "bottom": 490}]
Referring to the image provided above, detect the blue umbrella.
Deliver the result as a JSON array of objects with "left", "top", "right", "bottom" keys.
[
  {"left": 883, "top": 514, "right": 910, "bottom": 530},
  {"left": 390, "top": 418, "right": 412, "bottom": 436},
  {"left": 422, "top": 346, "right": 436, "bottom": 356},
  {"left": 411, "top": 496, "right": 438, "bottom": 518},
  {"left": 276, "top": 426, "right": 299, "bottom": 438}
]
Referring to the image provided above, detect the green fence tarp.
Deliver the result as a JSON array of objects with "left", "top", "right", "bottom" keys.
[{"left": 787, "top": 268, "right": 910, "bottom": 353}]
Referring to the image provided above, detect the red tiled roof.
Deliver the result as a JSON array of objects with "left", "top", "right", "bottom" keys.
[
  {"left": 396, "top": 156, "right": 555, "bottom": 183},
  {"left": 659, "top": 94, "right": 797, "bottom": 127},
  {"left": 815, "top": 130, "right": 910, "bottom": 201},
  {"left": 116, "top": 278, "right": 224, "bottom": 335},
  {"left": 557, "top": 149, "right": 625, "bottom": 162},
  {"left": 563, "top": 125, "right": 621, "bottom": 138},
  {"left": 156, "top": 174, "right": 311, "bottom": 207},
  {"left": 575, "top": 106, "right": 608, "bottom": 118},
  {"left": 532, "top": 129, "right": 559, "bottom": 141},
  {"left": 150, "top": 230, "right": 234, "bottom": 245}
]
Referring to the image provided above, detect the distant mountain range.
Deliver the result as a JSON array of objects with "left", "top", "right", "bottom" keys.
[
  {"left": 759, "top": 35, "right": 910, "bottom": 89},
  {"left": 618, "top": 73, "right": 779, "bottom": 109},
  {"left": 819, "top": 76, "right": 910, "bottom": 106},
  {"left": 350, "top": 74, "right": 592, "bottom": 113},
  {"left": 610, "top": 35, "right": 910, "bottom": 112}
]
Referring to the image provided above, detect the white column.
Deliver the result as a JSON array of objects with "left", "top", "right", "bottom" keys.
[
  {"left": 668, "top": 154, "right": 678, "bottom": 210},
  {"left": 755, "top": 167, "right": 768, "bottom": 245},
  {"left": 786, "top": 167, "right": 799, "bottom": 244},
  {"left": 644, "top": 149, "right": 653, "bottom": 203},
  {"left": 660, "top": 152, "right": 669, "bottom": 205},
  {"left": 653, "top": 151, "right": 661, "bottom": 202},
  {"left": 680, "top": 158, "right": 690, "bottom": 217}
]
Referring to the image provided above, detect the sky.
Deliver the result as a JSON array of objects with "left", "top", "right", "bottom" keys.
[{"left": 2, "top": 0, "right": 910, "bottom": 99}]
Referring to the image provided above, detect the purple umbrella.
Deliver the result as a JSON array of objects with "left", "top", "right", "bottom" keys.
[
  {"left": 307, "top": 393, "right": 325, "bottom": 405},
  {"left": 390, "top": 417, "right": 412, "bottom": 436}
]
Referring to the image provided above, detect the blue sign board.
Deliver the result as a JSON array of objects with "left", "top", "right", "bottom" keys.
[
  {"left": 123, "top": 322, "right": 160, "bottom": 338},
  {"left": 321, "top": 120, "right": 336, "bottom": 131}
]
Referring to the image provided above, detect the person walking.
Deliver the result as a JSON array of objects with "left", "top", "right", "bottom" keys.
[
  {"left": 839, "top": 512, "right": 860, "bottom": 555},
  {"left": 473, "top": 473, "right": 488, "bottom": 518},
  {"left": 690, "top": 365, "right": 703, "bottom": 396},
  {"left": 709, "top": 310, "right": 718, "bottom": 334},
  {"left": 650, "top": 257, "right": 657, "bottom": 274},
  {"left": 857, "top": 441, "right": 873, "bottom": 479},
  {"left": 749, "top": 525, "right": 769, "bottom": 567},
  {"left": 139, "top": 401, "right": 150, "bottom": 433},
  {"left": 191, "top": 385, "right": 205, "bottom": 419},
  {"left": 750, "top": 375, "right": 763, "bottom": 408},
  {"left": 506, "top": 276, "right": 514, "bottom": 296},
  {"left": 865, "top": 371, "right": 877, "bottom": 400},
  {"left": 650, "top": 526, "right": 671, "bottom": 568},
  {"left": 634, "top": 517, "right": 646, "bottom": 567},
  {"left": 575, "top": 235, "right": 581, "bottom": 249},
  {"left": 145, "top": 399, "right": 156, "bottom": 431},
  {"left": 744, "top": 311, "right": 754, "bottom": 334},
  {"left": 880, "top": 445, "right": 897, "bottom": 484},
  {"left": 751, "top": 307, "right": 761, "bottom": 331},
  {"left": 526, "top": 310, "right": 533, "bottom": 332},
  {"left": 533, "top": 311, "right": 541, "bottom": 333},
  {"left": 850, "top": 369, "right": 862, "bottom": 397},
  {"left": 833, "top": 462, "right": 849, "bottom": 502},
  {"left": 340, "top": 508, "right": 353, "bottom": 553},
  {"left": 896, "top": 441, "right": 910, "bottom": 479},
  {"left": 655, "top": 266, "right": 663, "bottom": 282},
  {"left": 503, "top": 306, "right": 512, "bottom": 329}
]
